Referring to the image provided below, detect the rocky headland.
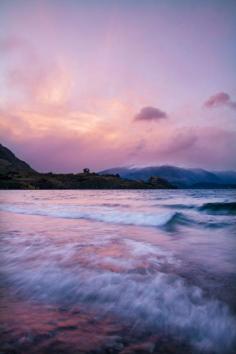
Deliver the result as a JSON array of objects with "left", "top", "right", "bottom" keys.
[{"left": 0, "top": 144, "right": 173, "bottom": 189}]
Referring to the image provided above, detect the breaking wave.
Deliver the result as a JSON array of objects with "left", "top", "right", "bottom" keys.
[
  {"left": 199, "top": 202, "right": 236, "bottom": 215},
  {"left": 0, "top": 204, "right": 190, "bottom": 228},
  {"left": 1, "top": 201, "right": 235, "bottom": 231}
]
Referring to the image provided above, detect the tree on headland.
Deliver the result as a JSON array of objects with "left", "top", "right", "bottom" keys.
[{"left": 83, "top": 168, "right": 90, "bottom": 174}]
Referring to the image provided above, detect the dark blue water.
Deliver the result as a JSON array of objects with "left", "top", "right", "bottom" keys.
[{"left": 0, "top": 190, "right": 236, "bottom": 353}]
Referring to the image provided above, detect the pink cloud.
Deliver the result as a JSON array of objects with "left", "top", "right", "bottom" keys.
[
  {"left": 1, "top": 36, "right": 73, "bottom": 110},
  {"left": 204, "top": 92, "right": 236, "bottom": 110},
  {"left": 0, "top": 36, "right": 32, "bottom": 53}
]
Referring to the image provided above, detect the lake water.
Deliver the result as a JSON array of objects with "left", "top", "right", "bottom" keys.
[{"left": 0, "top": 190, "right": 236, "bottom": 353}]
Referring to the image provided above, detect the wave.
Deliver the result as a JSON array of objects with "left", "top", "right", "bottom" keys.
[
  {"left": 199, "top": 202, "right": 236, "bottom": 215},
  {"left": 1, "top": 203, "right": 234, "bottom": 230},
  {"left": 0, "top": 204, "right": 192, "bottom": 229},
  {"left": 164, "top": 202, "right": 236, "bottom": 215},
  {"left": 162, "top": 203, "right": 196, "bottom": 210},
  {"left": 163, "top": 212, "right": 194, "bottom": 230},
  {"left": 100, "top": 202, "right": 130, "bottom": 208}
]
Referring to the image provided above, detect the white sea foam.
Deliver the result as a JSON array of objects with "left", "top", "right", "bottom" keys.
[
  {"left": 124, "top": 238, "right": 177, "bottom": 265},
  {"left": 4, "top": 261, "right": 236, "bottom": 353},
  {"left": 1, "top": 230, "right": 235, "bottom": 353}
]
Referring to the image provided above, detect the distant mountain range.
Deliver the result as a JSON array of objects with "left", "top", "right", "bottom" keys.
[
  {"left": 1, "top": 143, "right": 235, "bottom": 189},
  {"left": 0, "top": 144, "right": 172, "bottom": 189},
  {"left": 100, "top": 166, "right": 236, "bottom": 188}
]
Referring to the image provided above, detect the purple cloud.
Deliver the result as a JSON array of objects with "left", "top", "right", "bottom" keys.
[
  {"left": 204, "top": 92, "right": 236, "bottom": 110},
  {"left": 164, "top": 132, "right": 198, "bottom": 154},
  {"left": 134, "top": 106, "right": 167, "bottom": 121}
]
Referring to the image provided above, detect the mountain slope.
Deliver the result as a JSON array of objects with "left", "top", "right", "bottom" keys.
[
  {"left": 100, "top": 165, "right": 236, "bottom": 188},
  {"left": 0, "top": 144, "right": 35, "bottom": 175}
]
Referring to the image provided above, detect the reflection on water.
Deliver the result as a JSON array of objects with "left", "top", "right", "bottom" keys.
[{"left": 0, "top": 190, "right": 236, "bottom": 353}]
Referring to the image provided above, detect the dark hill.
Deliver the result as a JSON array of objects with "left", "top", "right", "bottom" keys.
[{"left": 0, "top": 144, "right": 35, "bottom": 174}]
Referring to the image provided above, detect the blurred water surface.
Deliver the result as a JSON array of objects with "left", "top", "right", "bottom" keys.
[{"left": 0, "top": 189, "right": 236, "bottom": 353}]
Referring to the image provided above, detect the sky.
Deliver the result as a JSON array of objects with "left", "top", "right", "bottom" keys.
[{"left": 0, "top": 0, "right": 236, "bottom": 172}]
